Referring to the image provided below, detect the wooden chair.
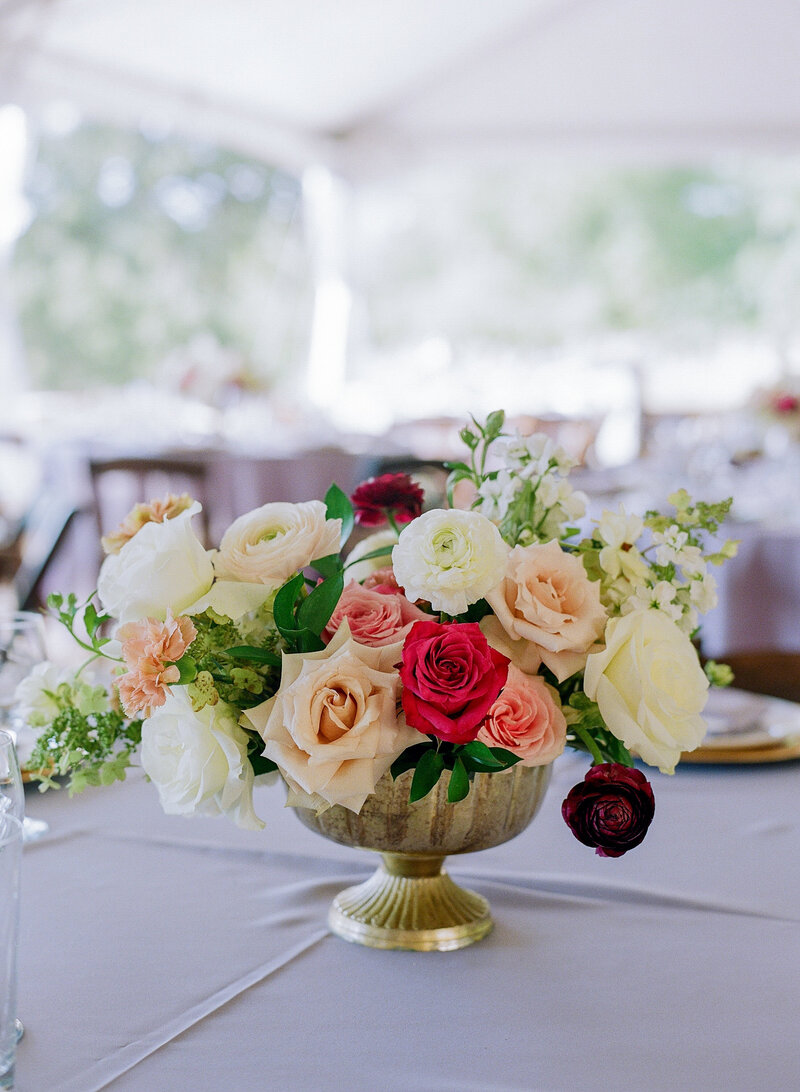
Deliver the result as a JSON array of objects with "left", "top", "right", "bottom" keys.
[
  {"left": 88, "top": 455, "right": 212, "bottom": 546},
  {"left": 719, "top": 651, "right": 800, "bottom": 704}
]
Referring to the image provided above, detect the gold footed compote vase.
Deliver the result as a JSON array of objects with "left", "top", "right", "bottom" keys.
[{"left": 294, "top": 763, "right": 552, "bottom": 952}]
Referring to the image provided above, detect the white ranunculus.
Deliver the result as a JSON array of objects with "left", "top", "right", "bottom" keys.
[
  {"left": 344, "top": 529, "right": 398, "bottom": 584},
  {"left": 141, "top": 689, "right": 263, "bottom": 830},
  {"left": 214, "top": 500, "right": 341, "bottom": 587},
  {"left": 391, "top": 508, "right": 508, "bottom": 615},
  {"left": 98, "top": 502, "right": 213, "bottom": 624},
  {"left": 583, "top": 608, "right": 709, "bottom": 774}
]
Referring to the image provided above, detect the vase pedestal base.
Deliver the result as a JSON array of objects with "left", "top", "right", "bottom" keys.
[{"left": 328, "top": 852, "right": 492, "bottom": 952}]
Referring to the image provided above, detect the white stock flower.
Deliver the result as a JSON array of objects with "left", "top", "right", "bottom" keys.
[
  {"left": 477, "top": 469, "right": 520, "bottom": 521},
  {"left": 689, "top": 571, "right": 718, "bottom": 613},
  {"left": 141, "top": 689, "right": 263, "bottom": 830},
  {"left": 557, "top": 480, "right": 587, "bottom": 521},
  {"left": 584, "top": 609, "right": 709, "bottom": 774},
  {"left": 98, "top": 502, "right": 214, "bottom": 624},
  {"left": 214, "top": 500, "right": 341, "bottom": 588},
  {"left": 624, "top": 580, "right": 683, "bottom": 623},
  {"left": 392, "top": 508, "right": 508, "bottom": 615}
]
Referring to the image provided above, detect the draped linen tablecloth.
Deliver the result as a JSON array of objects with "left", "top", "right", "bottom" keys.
[{"left": 14, "top": 718, "right": 800, "bottom": 1092}]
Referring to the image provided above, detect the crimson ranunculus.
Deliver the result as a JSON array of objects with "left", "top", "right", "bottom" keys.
[
  {"left": 561, "top": 763, "right": 655, "bottom": 858},
  {"left": 351, "top": 473, "right": 424, "bottom": 528},
  {"left": 399, "top": 619, "right": 509, "bottom": 744}
]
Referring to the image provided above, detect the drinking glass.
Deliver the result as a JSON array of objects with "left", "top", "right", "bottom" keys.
[
  {"left": 0, "top": 733, "right": 24, "bottom": 1054},
  {"left": 0, "top": 813, "right": 22, "bottom": 1089},
  {"left": 0, "top": 612, "right": 49, "bottom": 842}
]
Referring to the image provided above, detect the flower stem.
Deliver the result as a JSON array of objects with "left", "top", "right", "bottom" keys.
[{"left": 571, "top": 723, "right": 605, "bottom": 766}]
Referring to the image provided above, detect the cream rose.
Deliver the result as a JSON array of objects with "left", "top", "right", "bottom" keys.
[
  {"left": 141, "top": 688, "right": 263, "bottom": 830},
  {"left": 482, "top": 540, "right": 607, "bottom": 682},
  {"left": 392, "top": 508, "right": 508, "bottom": 616},
  {"left": 242, "top": 623, "right": 422, "bottom": 813},
  {"left": 583, "top": 608, "right": 709, "bottom": 774},
  {"left": 98, "top": 502, "right": 214, "bottom": 624},
  {"left": 477, "top": 664, "right": 567, "bottom": 766},
  {"left": 214, "top": 500, "right": 341, "bottom": 587}
]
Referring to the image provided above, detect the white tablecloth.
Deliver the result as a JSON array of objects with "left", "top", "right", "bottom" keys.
[{"left": 14, "top": 720, "right": 800, "bottom": 1092}]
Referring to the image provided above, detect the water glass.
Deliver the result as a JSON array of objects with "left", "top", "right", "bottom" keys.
[{"left": 0, "top": 813, "right": 22, "bottom": 1090}]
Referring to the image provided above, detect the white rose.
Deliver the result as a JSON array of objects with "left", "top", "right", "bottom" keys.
[
  {"left": 98, "top": 502, "right": 213, "bottom": 624},
  {"left": 141, "top": 689, "right": 263, "bottom": 830},
  {"left": 344, "top": 529, "right": 398, "bottom": 584},
  {"left": 392, "top": 508, "right": 508, "bottom": 616},
  {"left": 242, "top": 623, "right": 422, "bottom": 813},
  {"left": 583, "top": 608, "right": 709, "bottom": 774},
  {"left": 214, "top": 500, "right": 341, "bottom": 587}
]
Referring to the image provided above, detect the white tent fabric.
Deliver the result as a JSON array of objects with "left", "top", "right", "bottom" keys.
[{"left": 3, "top": 0, "right": 800, "bottom": 175}]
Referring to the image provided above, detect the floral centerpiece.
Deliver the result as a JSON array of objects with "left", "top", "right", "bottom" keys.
[{"left": 20, "top": 411, "right": 736, "bottom": 866}]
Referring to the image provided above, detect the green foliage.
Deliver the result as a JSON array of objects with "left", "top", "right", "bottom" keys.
[
  {"left": 27, "top": 705, "right": 142, "bottom": 796},
  {"left": 391, "top": 737, "right": 522, "bottom": 804},
  {"left": 188, "top": 611, "right": 282, "bottom": 709},
  {"left": 47, "top": 592, "right": 119, "bottom": 662}
]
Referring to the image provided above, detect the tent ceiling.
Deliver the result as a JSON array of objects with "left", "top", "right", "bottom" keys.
[{"left": 3, "top": 0, "right": 800, "bottom": 176}]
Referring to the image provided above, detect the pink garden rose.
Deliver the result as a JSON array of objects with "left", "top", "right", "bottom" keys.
[
  {"left": 483, "top": 540, "right": 607, "bottom": 682},
  {"left": 477, "top": 664, "right": 566, "bottom": 766},
  {"left": 116, "top": 611, "right": 197, "bottom": 716},
  {"left": 400, "top": 620, "right": 509, "bottom": 744},
  {"left": 322, "top": 580, "right": 429, "bottom": 647}
]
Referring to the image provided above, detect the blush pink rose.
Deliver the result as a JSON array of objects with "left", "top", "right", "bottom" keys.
[
  {"left": 116, "top": 611, "right": 197, "bottom": 716},
  {"left": 477, "top": 664, "right": 566, "bottom": 766},
  {"left": 483, "top": 540, "right": 607, "bottom": 682},
  {"left": 322, "top": 580, "right": 429, "bottom": 647}
]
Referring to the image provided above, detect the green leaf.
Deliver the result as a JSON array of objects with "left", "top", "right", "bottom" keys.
[
  {"left": 409, "top": 749, "right": 445, "bottom": 803},
  {"left": 390, "top": 742, "right": 433, "bottom": 780},
  {"left": 447, "top": 756, "right": 470, "bottom": 803},
  {"left": 309, "top": 553, "right": 343, "bottom": 580},
  {"left": 325, "top": 483, "right": 354, "bottom": 546},
  {"left": 297, "top": 571, "right": 344, "bottom": 636},
  {"left": 172, "top": 655, "right": 198, "bottom": 684},
  {"left": 342, "top": 543, "right": 395, "bottom": 570},
  {"left": 460, "top": 740, "right": 506, "bottom": 769},
  {"left": 484, "top": 409, "right": 506, "bottom": 440},
  {"left": 273, "top": 572, "right": 305, "bottom": 635},
  {"left": 225, "top": 645, "right": 282, "bottom": 667}
]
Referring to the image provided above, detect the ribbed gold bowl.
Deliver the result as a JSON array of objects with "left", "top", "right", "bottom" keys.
[{"left": 294, "top": 763, "right": 552, "bottom": 951}]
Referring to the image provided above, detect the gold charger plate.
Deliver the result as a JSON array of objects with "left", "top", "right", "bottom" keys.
[{"left": 682, "top": 735, "right": 800, "bottom": 765}]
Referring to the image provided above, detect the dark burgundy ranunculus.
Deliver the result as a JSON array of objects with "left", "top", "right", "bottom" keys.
[
  {"left": 351, "top": 473, "right": 424, "bottom": 528},
  {"left": 561, "top": 763, "right": 655, "bottom": 857},
  {"left": 399, "top": 619, "right": 509, "bottom": 744}
]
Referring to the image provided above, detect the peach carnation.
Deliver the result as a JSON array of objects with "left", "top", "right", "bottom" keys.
[
  {"left": 477, "top": 664, "right": 566, "bottom": 766},
  {"left": 102, "top": 493, "right": 194, "bottom": 555},
  {"left": 116, "top": 611, "right": 197, "bottom": 716},
  {"left": 322, "top": 580, "right": 428, "bottom": 647}
]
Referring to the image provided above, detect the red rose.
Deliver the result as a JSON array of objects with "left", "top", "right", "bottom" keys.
[
  {"left": 399, "top": 619, "right": 509, "bottom": 744},
  {"left": 351, "top": 473, "right": 424, "bottom": 528},
  {"left": 561, "top": 763, "right": 655, "bottom": 858}
]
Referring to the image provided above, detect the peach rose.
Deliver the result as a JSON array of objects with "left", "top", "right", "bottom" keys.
[
  {"left": 477, "top": 664, "right": 566, "bottom": 766},
  {"left": 101, "top": 493, "right": 194, "bottom": 555},
  {"left": 322, "top": 580, "right": 429, "bottom": 647},
  {"left": 483, "top": 540, "right": 607, "bottom": 682},
  {"left": 242, "top": 623, "right": 423, "bottom": 813}
]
